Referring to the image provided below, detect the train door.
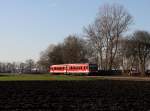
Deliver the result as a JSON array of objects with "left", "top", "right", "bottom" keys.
[{"left": 89, "top": 64, "right": 98, "bottom": 72}]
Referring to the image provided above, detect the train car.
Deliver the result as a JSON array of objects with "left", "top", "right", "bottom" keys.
[
  {"left": 49, "top": 63, "right": 98, "bottom": 75},
  {"left": 50, "top": 64, "right": 67, "bottom": 74}
]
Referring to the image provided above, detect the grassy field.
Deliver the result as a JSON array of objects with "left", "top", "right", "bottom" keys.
[
  {"left": 1, "top": 73, "right": 150, "bottom": 81},
  {"left": 0, "top": 73, "right": 104, "bottom": 81}
]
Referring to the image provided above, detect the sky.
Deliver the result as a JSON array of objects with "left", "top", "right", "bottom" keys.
[{"left": 0, "top": 0, "right": 150, "bottom": 62}]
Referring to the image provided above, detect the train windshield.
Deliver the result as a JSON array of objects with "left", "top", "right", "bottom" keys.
[{"left": 89, "top": 64, "right": 98, "bottom": 71}]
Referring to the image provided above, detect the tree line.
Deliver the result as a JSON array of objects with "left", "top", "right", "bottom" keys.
[{"left": 0, "top": 59, "right": 36, "bottom": 73}]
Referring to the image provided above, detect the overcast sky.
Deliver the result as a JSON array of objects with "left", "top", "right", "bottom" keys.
[{"left": 0, "top": 0, "right": 150, "bottom": 62}]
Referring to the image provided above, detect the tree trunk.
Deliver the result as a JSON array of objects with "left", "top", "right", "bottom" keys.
[{"left": 140, "top": 62, "right": 145, "bottom": 76}]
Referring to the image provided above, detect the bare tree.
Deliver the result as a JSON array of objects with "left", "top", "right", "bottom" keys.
[
  {"left": 130, "top": 31, "right": 150, "bottom": 76},
  {"left": 84, "top": 23, "right": 104, "bottom": 69},
  {"left": 19, "top": 62, "right": 26, "bottom": 73},
  {"left": 63, "top": 35, "right": 88, "bottom": 63},
  {"left": 118, "top": 37, "right": 139, "bottom": 74},
  {"left": 85, "top": 3, "right": 133, "bottom": 70},
  {"left": 99, "top": 4, "right": 133, "bottom": 70},
  {"left": 25, "top": 59, "right": 35, "bottom": 73},
  {"left": 37, "top": 44, "right": 55, "bottom": 72},
  {"left": 48, "top": 43, "right": 64, "bottom": 65}
]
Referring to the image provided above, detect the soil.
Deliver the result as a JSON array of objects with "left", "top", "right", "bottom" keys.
[{"left": 0, "top": 80, "right": 150, "bottom": 110}]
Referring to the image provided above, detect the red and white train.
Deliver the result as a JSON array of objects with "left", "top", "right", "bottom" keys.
[{"left": 49, "top": 63, "right": 98, "bottom": 75}]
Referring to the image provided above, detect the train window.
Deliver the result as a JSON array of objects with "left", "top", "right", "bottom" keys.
[{"left": 89, "top": 65, "right": 98, "bottom": 70}]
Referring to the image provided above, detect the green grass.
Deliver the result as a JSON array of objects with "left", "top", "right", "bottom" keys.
[
  {"left": 1, "top": 73, "right": 149, "bottom": 81},
  {"left": 0, "top": 73, "right": 103, "bottom": 81}
]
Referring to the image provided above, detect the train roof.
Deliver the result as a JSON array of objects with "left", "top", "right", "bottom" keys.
[{"left": 50, "top": 63, "right": 97, "bottom": 67}]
